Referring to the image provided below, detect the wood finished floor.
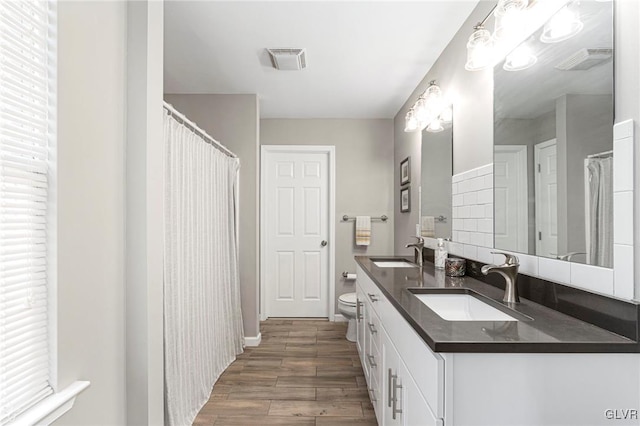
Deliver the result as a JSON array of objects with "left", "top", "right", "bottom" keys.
[{"left": 193, "top": 319, "right": 377, "bottom": 426}]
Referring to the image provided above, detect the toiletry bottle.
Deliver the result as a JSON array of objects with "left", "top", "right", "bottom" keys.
[{"left": 435, "top": 238, "right": 447, "bottom": 269}]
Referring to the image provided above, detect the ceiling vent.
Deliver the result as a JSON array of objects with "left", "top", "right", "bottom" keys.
[
  {"left": 267, "top": 48, "right": 307, "bottom": 71},
  {"left": 555, "top": 48, "right": 613, "bottom": 71}
]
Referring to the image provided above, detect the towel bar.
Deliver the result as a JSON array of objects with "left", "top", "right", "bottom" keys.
[{"left": 342, "top": 215, "right": 388, "bottom": 222}]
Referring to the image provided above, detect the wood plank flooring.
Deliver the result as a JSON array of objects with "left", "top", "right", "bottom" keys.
[{"left": 193, "top": 319, "right": 376, "bottom": 426}]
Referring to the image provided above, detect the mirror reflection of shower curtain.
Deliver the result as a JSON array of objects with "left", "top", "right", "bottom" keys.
[{"left": 586, "top": 157, "right": 613, "bottom": 268}]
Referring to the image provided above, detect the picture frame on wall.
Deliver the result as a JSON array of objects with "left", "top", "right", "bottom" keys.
[
  {"left": 400, "top": 157, "right": 410, "bottom": 185},
  {"left": 400, "top": 186, "right": 411, "bottom": 213}
]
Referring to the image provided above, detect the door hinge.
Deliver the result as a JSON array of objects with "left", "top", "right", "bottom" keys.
[
  {"left": 538, "top": 231, "right": 542, "bottom": 240},
  {"left": 537, "top": 163, "right": 541, "bottom": 173}
]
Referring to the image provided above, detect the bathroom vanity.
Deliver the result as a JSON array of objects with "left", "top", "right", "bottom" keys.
[{"left": 355, "top": 256, "right": 640, "bottom": 426}]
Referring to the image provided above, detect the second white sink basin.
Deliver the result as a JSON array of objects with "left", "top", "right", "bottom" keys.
[
  {"left": 373, "top": 260, "right": 416, "bottom": 268},
  {"left": 414, "top": 293, "right": 519, "bottom": 321}
]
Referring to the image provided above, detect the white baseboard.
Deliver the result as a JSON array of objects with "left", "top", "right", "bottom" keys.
[
  {"left": 333, "top": 314, "right": 348, "bottom": 322},
  {"left": 244, "top": 333, "right": 262, "bottom": 347}
]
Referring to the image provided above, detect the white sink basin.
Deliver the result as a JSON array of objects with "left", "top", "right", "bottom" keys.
[
  {"left": 414, "top": 294, "right": 519, "bottom": 321},
  {"left": 373, "top": 260, "right": 416, "bottom": 268}
]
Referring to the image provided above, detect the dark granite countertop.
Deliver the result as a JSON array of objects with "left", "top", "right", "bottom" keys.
[{"left": 355, "top": 256, "right": 640, "bottom": 353}]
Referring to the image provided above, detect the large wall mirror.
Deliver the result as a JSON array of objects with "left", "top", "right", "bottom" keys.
[
  {"left": 420, "top": 122, "right": 453, "bottom": 239},
  {"left": 493, "top": 0, "right": 614, "bottom": 268}
]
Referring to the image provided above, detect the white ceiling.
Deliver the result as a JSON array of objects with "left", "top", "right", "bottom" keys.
[{"left": 164, "top": 1, "right": 479, "bottom": 119}]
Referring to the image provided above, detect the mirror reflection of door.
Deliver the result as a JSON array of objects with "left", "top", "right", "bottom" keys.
[
  {"left": 534, "top": 139, "right": 558, "bottom": 258},
  {"left": 494, "top": 146, "right": 528, "bottom": 253}
]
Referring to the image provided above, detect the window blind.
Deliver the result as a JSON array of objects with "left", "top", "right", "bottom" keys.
[{"left": 0, "top": 1, "right": 55, "bottom": 424}]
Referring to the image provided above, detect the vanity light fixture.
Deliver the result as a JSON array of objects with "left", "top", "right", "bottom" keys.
[
  {"left": 465, "top": 24, "right": 493, "bottom": 71},
  {"left": 493, "top": 0, "right": 529, "bottom": 41},
  {"left": 466, "top": 0, "right": 583, "bottom": 72},
  {"left": 404, "top": 109, "right": 419, "bottom": 132},
  {"left": 503, "top": 42, "right": 537, "bottom": 71},
  {"left": 540, "top": 1, "right": 584, "bottom": 43},
  {"left": 404, "top": 81, "right": 451, "bottom": 133}
]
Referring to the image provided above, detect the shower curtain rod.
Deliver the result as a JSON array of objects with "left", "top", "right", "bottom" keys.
[{"left": 163, "top": 101, "right": 238, "bottom": 158}]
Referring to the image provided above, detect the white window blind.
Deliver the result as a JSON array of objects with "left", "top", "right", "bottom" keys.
[{"left": 0, "top": 1, "right": 55, "bottom": 424}]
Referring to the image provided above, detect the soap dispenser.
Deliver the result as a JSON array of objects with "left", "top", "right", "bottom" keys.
[{"left": 435, "top": 238, "right": 447, "bottom": 269}]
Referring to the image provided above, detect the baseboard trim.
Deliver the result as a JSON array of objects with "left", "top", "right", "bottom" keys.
[
  {"left": 244, "top": 333, "right": 262, "bottom": 347},
  {"left": 333, "top": 314, "right": 348, "bottom": 322}
]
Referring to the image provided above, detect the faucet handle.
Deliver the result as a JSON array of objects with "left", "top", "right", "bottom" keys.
[
  {"left": 491, "top": 251, "right": 519, "bottom": 265},
  {"left": 409, "top": 236, "right": 424, "bottom": 243}
]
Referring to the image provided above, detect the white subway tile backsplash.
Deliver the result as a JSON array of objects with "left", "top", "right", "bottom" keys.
[
  {"left": 485, "top": 204, "right": 493, "bottom": 219},
  {"left": 483, "top": 174, "right": 493, "bottom": 189},
  {"left": 452, "top": 218, "right": 463, "bottom": 230},
  {"left": 476, "top": 164, "right": 493, "bottom": 177},
  {"left": 459, "top": 206, "right": 471, "bottom": 218},
  {"left": 484, "top": 233, "right": 494, "bottom": 248},
  {"left": 464, "top": 219, "right": 477, "bottom": 232},
  {"left": 477, "top": 246, "right": 495, "bottom": 264},
  {"left": 613, "top": 191, "right": 633, "bottom": 245},
  {"left": 614, "top": 244, "right": 634, "bottom": 299},
  {"left": 517, "top": 253, "right": 539, "bottom": 276},
  {"left": 613, "top": 119, "right": 634, "bottom": 141},
  {"left": 570, "top": 263, "right": 614, "bottom": 295},
  {"left": 452, "top": 173, "right": 463, "bottom": 183},
  {"left": 453, "top": 194, "right": 463, "bottom": 207},
  {"left": 477, "top": 219, "right": 493, "bottom": 233},
  {"left": 452, "top": 231, "right": 459, "bottom": 241},
  {"left": 471, "top": 205, "right": 485, "bottom": 218},
  {"left": 470, "top": 232, "right": 485, "bottom": 246},
  {"left": 448, "top": 241, "right": 464, "bottom": 256},
  {"left": 452, "top": 183, "right": 459, "bottom": 195},
  {"left": 463, "top": 192, "right": 478, "bottom": 205},
  {"left": 613, "top": 137, "right": 633, "bottom": 192},
  {"left": 463, "top": 244, "right": 478, "bottom": 260},
  {"left": 458, "top": 231, "right": 470, "bottom": 243},
  {"left": 538, "top": 257, "right": 571, "bottom": 284},
  {"left": 477, "top": 189, "right": 492, "bottom": 204},
  {"left": 453, "top": 207, "right": 459, "bottom": 219}
]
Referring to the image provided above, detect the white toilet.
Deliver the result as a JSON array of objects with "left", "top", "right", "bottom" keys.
[{"left": 338, "top": 292, "right": 358, "bottom": 342}]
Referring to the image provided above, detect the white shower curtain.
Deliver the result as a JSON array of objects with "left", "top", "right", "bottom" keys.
[
  {"left": 163, "top": 112, "right": 244, "bottom": 426},
  {"left": 586, "top": 156, "right": 613, "bottom": 268}
]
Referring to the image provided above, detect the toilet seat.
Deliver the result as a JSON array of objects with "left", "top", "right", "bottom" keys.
[{"left": 338, "top": 292, "right": 357, "bottom": 306}]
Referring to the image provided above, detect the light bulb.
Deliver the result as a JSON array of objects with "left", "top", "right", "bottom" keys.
[
  {"left": 465, "top": 25, "right": 493, "bottom": 71},
  {"left": 541, "top": 2, "right": 583, "bottom": 43},
  {"left": 404, "top": 109, "right": 418, "bottom": 132},
  {"left": 426, "top": 119, "right": 444, "bottom": 133},
  {"left": 503, "top": 43, "right": 537, "bottom": 71},
  {"left": 494, "top": 0, "right": 528, "bottom": 41}
]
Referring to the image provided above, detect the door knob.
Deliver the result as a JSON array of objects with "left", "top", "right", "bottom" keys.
[{"left": 321, "top": 240, "right": 328, "bottom": 247}]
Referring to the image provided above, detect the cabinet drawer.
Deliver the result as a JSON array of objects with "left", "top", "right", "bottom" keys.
[
  {"left": 367, "top": 305, "right": 382, "bottom": 354},
  {"left": 356, "top": 266, "right": 383, "bottom": 314}
]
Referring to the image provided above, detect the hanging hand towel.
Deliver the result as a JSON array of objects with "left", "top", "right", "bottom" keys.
[
  {"left": 355, "top": 216, "right": 371, "bottom": 246},
  {"left": 421, "top": 216, "right": 435, "bottom": 238}
]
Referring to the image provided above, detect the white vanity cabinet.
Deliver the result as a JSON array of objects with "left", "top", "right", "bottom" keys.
[
  {"left": 355, "top": 264, "right": 640, "bottom": 426},
  {"left": 356, "top": 266, "right": 444, "bottom": 426}
]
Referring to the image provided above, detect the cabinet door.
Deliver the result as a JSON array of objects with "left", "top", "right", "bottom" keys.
[
  {"left": 382, "top": 328, "right": 401, "bottom": 426},
  {"left": 355, "top": 284, "right": 368, "bottom": 380},
  {"left": 398, "top": 359, "right": 442, "bottom": 426}
]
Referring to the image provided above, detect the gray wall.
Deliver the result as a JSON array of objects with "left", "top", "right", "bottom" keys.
[
  {"left": 57, "top": 1, "right": 127, "bottom": 423},
  {"left": 394, "top": 2, "right": 495, "bottom": 254},
  {"left": 163, "top": 94, "right": 260, "bottom": 338},
  {"left": 261, "top": 119, "right": 394, "bottom": 312},
  {"left": 559, "top": 94, "right": 613, "bottom": 254}
]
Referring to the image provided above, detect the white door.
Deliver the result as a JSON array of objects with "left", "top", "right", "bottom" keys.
[
  {"left": 262, "top": 146, "right": 333, "bottom": 318},
  {"left": 494, "top": 146, "right": 528, "bottom": 252},
  {"left": 535, "top": 139, "right": 558, "bottom": 258}
]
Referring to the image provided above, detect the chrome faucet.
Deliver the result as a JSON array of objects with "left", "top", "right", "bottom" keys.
[
  {"left": 481, "top": 252, "right": 520, "bottom": 304},
  {"left": 405, "top": 236, "right": 425, "bottom": 269}
]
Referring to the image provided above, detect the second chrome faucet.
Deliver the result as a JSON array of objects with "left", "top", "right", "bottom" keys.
[{"left": 481, "top": 252, "right": 521, "bottom": 304}]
